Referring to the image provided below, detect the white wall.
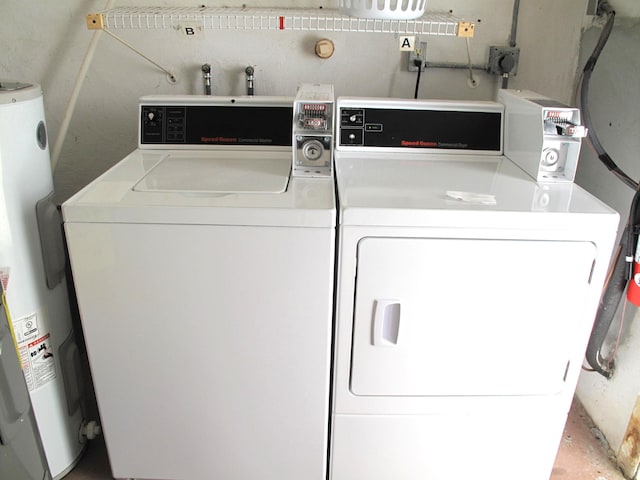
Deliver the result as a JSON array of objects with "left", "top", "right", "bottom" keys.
[
  {"left": 1, "top": 0, "right": 588, "bottom": 202},
  {"left": 574, "top": 1, "right": 640, "bottom": 461},
  {"left": 611, "top": 2, "right": 640, "bottom": 17}
]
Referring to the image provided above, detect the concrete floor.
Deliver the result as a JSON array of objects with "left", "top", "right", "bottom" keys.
[
  {"left": 63, "top": 397, "right": 627, "bottom": 480},
  {"left": 551, "top": 399, "right": 626, "bottom": 480}
]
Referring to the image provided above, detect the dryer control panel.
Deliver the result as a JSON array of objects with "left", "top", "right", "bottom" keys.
[{"left": 336, "top": 98, "right": 504, "bottom": 155}]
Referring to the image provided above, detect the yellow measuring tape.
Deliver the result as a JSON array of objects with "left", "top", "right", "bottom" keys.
[{"left": 1, "top": 289, "right": 23, "bottom": 368}]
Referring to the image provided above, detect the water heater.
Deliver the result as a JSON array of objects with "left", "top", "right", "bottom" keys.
[{"left": 0, "top": 81, "right": 85, "bottom": 478}]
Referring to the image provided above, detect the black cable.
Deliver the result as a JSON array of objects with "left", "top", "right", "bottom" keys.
[
  {"left": 413, "top": 59, "right": 423, "bottom": 99},
  {"left": 627, "top": 187, "right": 640, "bottom": 267},
  {"left": 578, "top": 3, "right": 637, "bottom": 190}
]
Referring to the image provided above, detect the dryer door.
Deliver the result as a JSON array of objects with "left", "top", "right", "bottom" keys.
[{"left": 350, "top": 236, "right": 596, "bottom": 397}]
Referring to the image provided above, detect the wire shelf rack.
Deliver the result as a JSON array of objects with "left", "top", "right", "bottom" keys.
[{"left": 88, "top": 7, "right": 473, "bottom": 37}]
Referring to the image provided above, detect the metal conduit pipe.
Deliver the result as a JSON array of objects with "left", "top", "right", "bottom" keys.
[
  {"left": 425, "top": 62, "right": 487, "bottom": 71},
  {"left": 502, "top": 0, "right": 521, "bottom": 89}
]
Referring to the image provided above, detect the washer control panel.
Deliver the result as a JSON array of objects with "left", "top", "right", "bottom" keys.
[{"left": 138, "top": 97, "right": 293, "bottom": 148}]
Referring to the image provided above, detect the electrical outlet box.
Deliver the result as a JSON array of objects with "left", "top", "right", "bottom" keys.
[
  {"left": 488, "top": 46, "right": 520, "bottom": 76},
  {"left": 407, "top": 42, "right": 427, "bottom": 72}
]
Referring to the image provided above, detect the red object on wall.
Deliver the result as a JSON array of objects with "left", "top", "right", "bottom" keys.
[{"left": 627, "top": 239, "right": 640, "bottom": 306}]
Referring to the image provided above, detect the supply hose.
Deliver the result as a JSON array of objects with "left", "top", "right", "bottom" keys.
[
  {"left": 202, "top": 64, "right": 212, "bottom": 95},
  {"left": 245, "top": 66, "right": 254, "bottom": 96}
]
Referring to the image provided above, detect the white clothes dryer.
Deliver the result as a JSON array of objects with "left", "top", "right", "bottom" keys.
[
  {"left": 63, "top": 96, "right": 335, "bottom": 480},
  {"left": 330, "top": 97, "right": 618, "bottom": 480}
]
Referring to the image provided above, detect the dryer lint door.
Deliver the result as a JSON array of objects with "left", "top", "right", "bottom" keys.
[{"left": 349, "top": 237, "right": 596, "bottom": 397}]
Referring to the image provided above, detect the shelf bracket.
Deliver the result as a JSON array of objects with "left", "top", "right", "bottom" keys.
[
  {"left": 85, "top": 14, "right": 177, "bottom": 83},
  {"left": 102, "top": 29, "right": 177, "bottom": 83},
  {"left": 87, "top": 13, "right": 105, "bottom": 30},
  {"left": 457, "top": 21, "right": 475, "bottom": 38}
]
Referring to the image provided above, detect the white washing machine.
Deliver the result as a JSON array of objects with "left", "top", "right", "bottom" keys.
[
  {"left": 330, "top": 97, "right": 619, "bottom": 480},
  {"left": 62, "top": 95, "right": 335, "bottom": 480}
]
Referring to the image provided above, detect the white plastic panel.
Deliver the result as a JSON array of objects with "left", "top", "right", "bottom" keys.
[
  {"left": 65, "top": 222, "right": 334, "bottom": 480},
  {"left": 331, "top": 408, "right": 566, "bottom": 480},
  {"left": 350, "top": 237, "right": 596, "bottom": 397}
]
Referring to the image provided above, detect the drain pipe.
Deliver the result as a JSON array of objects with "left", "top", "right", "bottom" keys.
[{"left": 51, "top": 0, "right": 115, "bottom": 173}]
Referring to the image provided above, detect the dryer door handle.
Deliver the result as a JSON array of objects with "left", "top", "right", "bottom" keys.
[{"left": 372, "top": 299, "right": 401, "bottom": 347}]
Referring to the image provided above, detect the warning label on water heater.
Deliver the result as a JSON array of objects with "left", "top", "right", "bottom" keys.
[
  {"left": 13, "top": 311, "right": 40, "bottom": 343},
  {"left": 13, "top": 311, "right": 57, "bottom": 392},
  {"left": 19, "top": 333, "right": 56, "bottom": 391}
]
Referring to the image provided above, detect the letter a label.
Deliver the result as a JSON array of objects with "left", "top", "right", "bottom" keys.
[{"left": 399, "top": 36, "right": 415, "bottom": 51}]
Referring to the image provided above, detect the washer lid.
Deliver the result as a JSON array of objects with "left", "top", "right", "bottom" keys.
[
  {"left": 62, "top": 149, "right": 335, "bottom": 228},
  {"left": 134, "top": 151, "right": 290, "bottom": 194}
]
